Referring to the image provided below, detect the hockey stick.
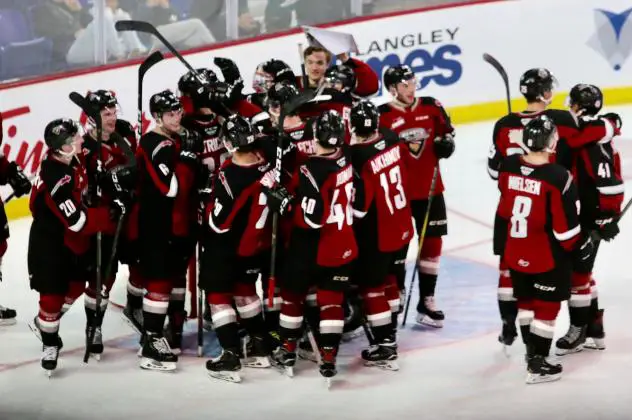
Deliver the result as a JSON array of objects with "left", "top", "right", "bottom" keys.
[
  {"left": 401, "top": 166, "right": 440, "bottom": 327},
  {"left": 197, "top": 243, "right": 204, "bottom": 357},
  {"left": 267, "top": 90, "right": 318, "bottom": 308},
  {"left": 69, "top": 92, "right": 105, "bottom": 363},
  {"left": 483, "top": 53, "right": 512, "bottom": 114},
  {"left": 138, "top": 51, "right": 164, "bottom": 139}
]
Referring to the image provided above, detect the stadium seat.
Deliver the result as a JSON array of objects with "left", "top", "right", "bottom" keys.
[
  {"left": 0, "top": 9, "right": 33, "bottom": 46},
  {"left": 0, "top": 37, "right": 52, "bottom": 79}
]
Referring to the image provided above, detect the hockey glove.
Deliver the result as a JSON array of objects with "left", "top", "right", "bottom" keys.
[
  {"left": 103, "top": 165, "right": 136, "bottom": 196},
  {"left": 7, "top": 162, "right": 31, "bottom": 197},
  {"left": 434, "top": 133, "right": 455, "bottom": 159},
  {"left": 179, "top": 129, "right": 202, "bottom": 167},
  {"left": 214, "top": 57, "right": 243, "bottom": 86},
  {"left": 601, "top": 113, "right": 622, "bottom": 131},
  {"left": 115, "top": 119, "right": 136, "bottom": 138},
  {"left": 595, "top": 214, "right": 620, "bottom": 242},
  {"left": 263, "top": 185, "right": 293, "bottom": 216},
  {"left": 577, "top": 234, "right": 596, "bottom": 261}
]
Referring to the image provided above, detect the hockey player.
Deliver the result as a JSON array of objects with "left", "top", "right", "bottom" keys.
[
  {"left": 350, "top": 101, "right": 413, "bottom": 369},
  {"left": 28, "top": 119, "right": 123, "bottom": 375},
  {"left": 202, "top": 115, "right": 276, "bottom": 383},
  {"left": 136, "top": 90, "right": 201, "bottom": 371},
  {"left": 488, "top": 68, "right": 620, "bottom": 346},
  {"left": 496, "top": 115, "right": 593, "bottom": 384},
  {"left": 0, "top": 112, "right": 32, "bottom": 325},
  {"left": 81, "top": 90, "right": 137, "bottom": 358},
  {"left": 270, "top": 110, "right": 358, "bottom": 381},
  {"left": 378, "top": 64, "right": 455, "bottom": 328},
  {"left": 298, "top": 46, "right": 379, "bottom": 97},
  {"left": 251, "top": 58, "right": 298, "bottom": 109},
  {"left": 555, "top": 84, "right": 623, "bottom": 355}
]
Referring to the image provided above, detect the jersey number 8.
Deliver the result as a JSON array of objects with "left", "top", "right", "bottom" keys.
[{"left": 510, "top": 196, "right": 532, "bottom": 238}]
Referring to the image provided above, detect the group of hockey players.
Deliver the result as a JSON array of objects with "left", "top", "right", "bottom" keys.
[
  {"left": 488, "top": 69, "right": 624, "bottom": 384},
  {"left": 0, "top": 44, "right": 624, "bottom": 387}
]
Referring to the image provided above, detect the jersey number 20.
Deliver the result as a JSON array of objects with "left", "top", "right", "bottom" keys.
[{"left": 510, "top": 196, "right": 532, "bottom": 238}]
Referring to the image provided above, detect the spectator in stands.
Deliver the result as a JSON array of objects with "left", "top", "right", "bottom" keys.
[
  {"left": 135, "top": 0, "right": 216, "bottom": 49},
  {"left": 190, "top": 0, "right": 261, "bottom": 42},
  {"left": 106, "top": 0, "right": 148, "bottom": 56},
  {"left": 32, "top": 0, "right": 131, "bottom": 67}
]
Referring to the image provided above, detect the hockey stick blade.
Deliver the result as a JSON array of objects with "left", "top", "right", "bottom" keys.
[
  {"left": 139, "top": 51, "right": 164, "bottom": 79},
  {"left": 483, "top": 53, "right": 512, "bottom": 114},
  {"left": 115, "top": 20, "right": 154, "bottom": 34},
  {"left": 69, "top": 92, "right": 96, "bottom": 118}
]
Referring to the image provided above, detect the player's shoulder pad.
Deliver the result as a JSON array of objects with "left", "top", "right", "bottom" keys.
[
  {"left": 419, "top": 96, "right": 445, "bottom": 109},
  {"left": 545, "top": 109, "right": 578, "bottom": 128},
  {"left": 379, "top": 127, "right": 400, "bottom": 146},
  {"left": 41, "top": 159, "right": 75, "bottom": 196},
  {"left": 499, "top": 154, "right": 522, "bottom": 172},
  {"left": 540, "top": 163, "right": 574, "bottom": 193}
]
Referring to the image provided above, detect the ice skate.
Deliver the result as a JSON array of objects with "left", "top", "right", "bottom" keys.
[
  {"left": 241, "top": 335, "right": 271, "bottom": 368},
  {"left": 163, "top": 322, "right": 183, "bottom": 356},
  {"left": 416, "top": 296, "right": 444, "bottom": 328},
  {"left": 555, "top": 325, "right": 586, "bottom": 356},
  {"left": 0, "top": 305, "right": 17, "bottom": 326},
  {"left": 206, "top": 350, "right": 242, "bottom": 383},
  {"left": 41, "top": 344, "right": 60, "bottom": 378},
  {"left": 361, "top": 340, "right": 399, "bottom": 371},
  {"left": 86, "top": 326, "right": 103, "bottom": 361},
  {"left": 297, "top": 338, "right": 318, "bottom": 363},
  {"left": 585, "top": 309, "right": 606, "bottom": 350},
  {"left": 271, "top": 340, "right": 297, "bottom": 377},
  {"left": 139, "top": 333, "right": 178, "bottom": 372},
  {"left": 526, "top": 355, "right": 562, "bottom": 384},
  {"left": 319, "top": 347, "right": 338, "bottom": 388}
]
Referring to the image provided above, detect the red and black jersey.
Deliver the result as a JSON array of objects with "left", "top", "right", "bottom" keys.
[
  {"left": 181, "top": 113, "right": 227, "bottom": 175},
  {"left": 488, "top": 109, "right": 615, "bottom": 180},
  {"left": 136, "top": 131, "right": 197, "bottom": 239},
  {"left": 573, "top": 119, "right": 624, "bottom": 225},
  {"left": 207, "top": 153, "right": 272, "bottom": 257},
  {"left": 298, "top": 89, "right": 353, "bottom": 139},
  {"left": 379, "top": 97, "right": 453, "bottom": 200},
  {"left": 497, "top": 154, "right": 582, "bottom": 274},
  {"left": 351, "top": 128, "right": 413, "bottom": 252},
  {"left": 29, "top": 155, "right": 110, "bottom": 255},
  {"left": 289, "top": 148, "right": 358, "bottom": 267}
]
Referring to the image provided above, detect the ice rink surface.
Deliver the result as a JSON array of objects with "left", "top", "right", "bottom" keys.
[{"left": 1, "top": 106, "right": 631, "bottom": 420}]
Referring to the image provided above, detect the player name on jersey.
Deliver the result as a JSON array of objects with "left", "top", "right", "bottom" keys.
[
  {"left": 508, "top": 175, "right": 542, "bottom": 196},
  {"left": 336, "top": 165, "right": 353, "bottom": 187},
  {"left": 370, "top": 144, "right": 401, "bottom": 174}
]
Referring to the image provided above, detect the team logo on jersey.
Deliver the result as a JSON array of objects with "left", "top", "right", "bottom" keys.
[
  {"left": 588, "top": 7, "right": 632, "bottom": 70},
  {"left": 520, "top": 166, "right": 534, "bottom": 176},
  {"left": 399, "top": 127, "right": 429, "bottom": 143},
  {"left": 289, "top": 129, "right": 305, "bottom": 141},
  {"left": 375, "top": 140, "right": 386, "bottom": 151},
  {"left": 391, "top": 117, "right": 406, "bottom": 129},
  {"left": 518, "top": 259, "right": 530, "bottom": 268}
]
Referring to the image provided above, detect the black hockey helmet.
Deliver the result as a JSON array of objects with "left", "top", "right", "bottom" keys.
[
  {"left": 519, "top": 68, "right": 558, "bottom": 102},
  {"left": 523, "top": 115, "right": 558, "bottom": 152},
  {"left": 315, "top": 110, "right": 345, "bottom": 148},
  {"left": 178, "top": 68, "right": 218, "bottom": 96},
  {"left": 87, "top": 90, "right": 117, "bottom": 110},
  {"left": 44, "top": 118, "right": 79, "bottom": 151},
  {"left": 253, "top": 59, "right": 296, "bottom": 93},
  {"left": 350, "top": 101, "right": 379, "bottom": 137},
  {"left": 221, "top": 115, "right": 257, "bottom": 153},
  {"left": 325, "top": 64, "right": 356, "bottom": 93},
  {"left": 150, "top": 90, "right": 183, "bottom": 116},
  {"left": 383, "top": 65, "right": 415, "bottom": 90},
  {"left": 266, "top": 81, "right": 301, "bottom": 111},
  {"left": 568, "top": 84, "right": 603, "bottom": 116}
]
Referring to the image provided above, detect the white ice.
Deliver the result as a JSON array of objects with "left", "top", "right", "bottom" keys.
[{"left": 1, "top": 106, "right": 631, "bottom": 420}]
